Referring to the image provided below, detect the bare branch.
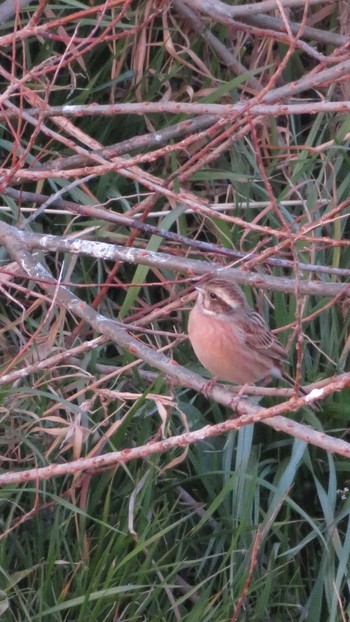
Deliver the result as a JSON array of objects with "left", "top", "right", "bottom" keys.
[{"left": 0, "top": 222, "right": 348, "bottom": 298}]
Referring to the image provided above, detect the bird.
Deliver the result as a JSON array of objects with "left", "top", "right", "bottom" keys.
[{"left": 188, "top": 276, "right": 308, "bottom": 396}]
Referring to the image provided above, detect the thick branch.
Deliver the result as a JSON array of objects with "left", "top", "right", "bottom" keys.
[
  {"left": 0, "top": 223, "right": 346, "bottom": 298},
  {"left": 1, "top": 407, "right": 350, "bottom": 487},
  {"left": 2, "top": 101, "right": 350, "bottom": 121},
  {"left": 4, "top": 187, "right": 350, "bottom": 279}
]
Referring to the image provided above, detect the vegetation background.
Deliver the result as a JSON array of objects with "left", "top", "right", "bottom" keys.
[{"left": 0, "top": 0, "right": 350, "bottom": 620}]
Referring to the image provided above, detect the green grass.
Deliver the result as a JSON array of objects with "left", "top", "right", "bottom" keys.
[{"left": 1, "top": 431, "right": 350, "bottom": 620}]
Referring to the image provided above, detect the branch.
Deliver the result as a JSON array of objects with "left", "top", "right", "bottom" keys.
[
  {"left": 243, "top": 13, "right": 346, "bottom": 46},
  {"left": 4, "top": 187, "right": 350, "bottom": 279},
  {"left": 1, "top": 406, "right": 350, "bottom": 487},
  {"left": 184, "top": 0, "right": 333, "bottom": 19},
  {"left": 0, "top": 223, "right": 346, "bottom": 298},
  {"left": 2, "top": 101, "right": 350, "bottom": 121}
]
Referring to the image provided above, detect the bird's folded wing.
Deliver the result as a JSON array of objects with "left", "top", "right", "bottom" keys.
[{"left": 242, "top": 310, "right": 288, "bottom": 362}]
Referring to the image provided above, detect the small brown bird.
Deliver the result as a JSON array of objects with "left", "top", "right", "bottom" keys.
[{"left": 188, "top": 276, "right": 304, "bottom": 392}]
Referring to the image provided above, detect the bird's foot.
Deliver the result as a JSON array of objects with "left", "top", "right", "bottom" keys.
[
  {"left": 201, "top": 376, "right": 218, "bottom": 398},
  {"left": 229, "top": 383, "right": 249, "bottom": 411}
]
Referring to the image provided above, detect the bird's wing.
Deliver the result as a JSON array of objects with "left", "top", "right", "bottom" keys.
[{"left": 241, "top": 310, "right": 288, "bottom": 363}]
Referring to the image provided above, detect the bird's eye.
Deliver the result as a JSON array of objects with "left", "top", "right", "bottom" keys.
[{"left": 209, "top": 292, "right": 218, "bottom": 301}]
